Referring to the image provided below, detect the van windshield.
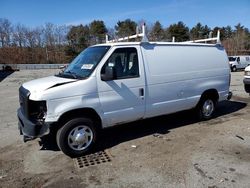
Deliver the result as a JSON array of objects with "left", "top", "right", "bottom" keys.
[
  {"left": 58, "top": 46, "right": 110, "bottom": 79},
  {"left": 228, "top": 57, "right": 236, "bottom": 61}
]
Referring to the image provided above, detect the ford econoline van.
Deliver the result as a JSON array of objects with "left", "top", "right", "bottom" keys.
[
  {"left": 18, "top": 27, "right": 232, "bottom": 157},
  {"left": 229, "top": 55, "right": 250, "bottom": 72}
]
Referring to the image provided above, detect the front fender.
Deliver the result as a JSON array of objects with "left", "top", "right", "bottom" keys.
[{"left": 45, "top": 93, "right": 104, "bottom": 124}]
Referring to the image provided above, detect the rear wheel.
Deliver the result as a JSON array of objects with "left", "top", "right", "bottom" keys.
[
  {"left": 197, "top": 97, "right": 216, "bottom": 120},
  {"left": 56, "top": 118, "right": 97, "bottom": 157}
]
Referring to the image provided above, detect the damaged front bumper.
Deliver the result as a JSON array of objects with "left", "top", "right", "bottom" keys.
[{"left": 17, "top": 108, "right": 50, "bottom": 142}]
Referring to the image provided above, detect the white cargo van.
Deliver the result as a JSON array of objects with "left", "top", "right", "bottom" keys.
[
  {"left": 18, "top": 26, "right": 232, "bottom": 157},
  {"left": 243, "top": 65, "right": 250, "bottom": 93},
  {"left": 229, "top": 55, "right": 250, "bottom": 72}
]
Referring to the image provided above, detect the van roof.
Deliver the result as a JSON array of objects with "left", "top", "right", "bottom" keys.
[{"left": 94, "top": 41, "right": 220, "bottom": 47}]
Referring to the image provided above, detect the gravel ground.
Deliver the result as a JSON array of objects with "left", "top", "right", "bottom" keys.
[{"left": 0, "top": 70, "right": 250, "bottom": 188}]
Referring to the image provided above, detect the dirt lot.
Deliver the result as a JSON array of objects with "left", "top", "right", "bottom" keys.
[{"left": 0, "top": 70, "right": 250, "bottom": 188}]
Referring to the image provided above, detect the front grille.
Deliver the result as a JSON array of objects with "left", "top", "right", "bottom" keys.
[{"left": 19, "top": 86, "right": 47, "bottom": 122}]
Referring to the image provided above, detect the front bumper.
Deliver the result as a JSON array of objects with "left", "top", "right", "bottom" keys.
[
  {"left": 17, "top": 108, "right": 50, "bottom": 141},
  {"left": 243, "top": 78, "right": 250, "bottom": 93}
]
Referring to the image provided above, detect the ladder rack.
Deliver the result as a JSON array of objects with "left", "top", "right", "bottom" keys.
[
  {"left": 106, "top": 24, "right": 221, "bottom": 44},
  {"left": 180, "top": 30, "right": 221, "bottom": 44},
  {"left": 106, "top": 23, "right": 148, "bottom": 43}
]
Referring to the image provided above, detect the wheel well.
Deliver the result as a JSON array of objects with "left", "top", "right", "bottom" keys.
[
  {"left": 57, "top": 108, "right": 102, "bottom": 130},
  {"left": 200, "top": 89, "right": 219, "bottom": 103}
]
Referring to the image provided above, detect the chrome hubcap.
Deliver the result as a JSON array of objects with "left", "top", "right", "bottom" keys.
[
  {"left": 68, "top": 125, "right": 93, "bottom": 151},
  {"left": 202, "top": 99, "right": 214, "bottom": 117}
]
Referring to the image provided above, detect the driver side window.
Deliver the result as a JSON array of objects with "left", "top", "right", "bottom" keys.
[{"left": 101, "top": 47, "right": 139, "bottom": 80}]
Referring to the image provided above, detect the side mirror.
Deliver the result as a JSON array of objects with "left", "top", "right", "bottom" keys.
[{"left": 101, "top": 66, "right": 114, "bottom": 81}]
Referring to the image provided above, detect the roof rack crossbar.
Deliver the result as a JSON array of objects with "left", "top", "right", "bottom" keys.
[
  {"left": 180, "top": 30, "right": 221, "bottom": 44},
  {"left": 106, "top": 24, "right": 148, "bottom": 43}
]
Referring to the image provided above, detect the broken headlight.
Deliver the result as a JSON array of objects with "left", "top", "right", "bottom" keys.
[{"left": 28, "top": 100, "right": 47, "bottom": 121}]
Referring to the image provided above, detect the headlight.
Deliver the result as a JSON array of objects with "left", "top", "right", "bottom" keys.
[{"left": 245, "top": 71, "right": 250, "bottom": 76}]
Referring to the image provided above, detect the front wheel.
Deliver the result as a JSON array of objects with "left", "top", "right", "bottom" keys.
[
  {"left": 56, "top": 118, "right": 97, "bottom": 157},
  {"left": 231, "top": 66, "right": 237, "bottom": 72},
  {"left": 197, "top": 98, "right": 216, "bottom": 120}
]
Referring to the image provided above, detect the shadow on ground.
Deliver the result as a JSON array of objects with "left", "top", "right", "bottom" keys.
[
  {"left": 0, "top": 70, "right": 15, "bottom": 82},
  {"left": 39, "top": 100, "right": 247, "bottom": 155}
]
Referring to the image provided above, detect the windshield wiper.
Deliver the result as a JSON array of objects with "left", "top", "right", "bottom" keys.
[{"left": 64, "top": 70, "right": 79, "bottom": 79}]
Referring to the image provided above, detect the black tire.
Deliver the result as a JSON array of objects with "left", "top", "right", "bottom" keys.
[
  {"left": 56, "top": 118, "right": 97, "bottom": 157},
  {"left": 196, "top": 97, "right": 216, "bottom": 121},
  {"left": 231, "top": 66, "right": 237, "bottom": 72}
]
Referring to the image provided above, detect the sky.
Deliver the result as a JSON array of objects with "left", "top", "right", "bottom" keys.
[{"left": 1, "top": 0, "right": 250, "bottom": 29}]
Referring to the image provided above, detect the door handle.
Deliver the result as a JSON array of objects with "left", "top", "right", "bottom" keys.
[{"left": 139, "top": 88, "right": 144, "bottom": 97}]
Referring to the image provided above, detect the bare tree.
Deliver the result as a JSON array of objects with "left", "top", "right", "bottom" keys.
[
  {"left": 13, "top": 24, "right": 27, "bottom": 47},
  {"left": 225, "top": 23, "right": 249, "bottom": 55},
  {"left": 0, "top": 18, "right": 12, "bottom": 47},
  {"left": 55, "top": 25, "right": 68, "bottom": 45},
  {"left": 44, "top": 22, "right": 56, "bottom": 47},
  {"left": 33, "top": 26, "right": 44, "bottom": 48},
  {"left": 25, "top": 29, "right": 36, "bottom": 48}
]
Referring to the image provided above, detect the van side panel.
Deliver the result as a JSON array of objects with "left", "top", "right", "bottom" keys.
[{"left": 141, "top": 44, "right": 230, "bottom": 118}]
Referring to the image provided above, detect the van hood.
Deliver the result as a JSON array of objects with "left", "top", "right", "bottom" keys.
[
  {"left": 22, "top": 75, "right": 76, "bottom": 94},
  {"left": 229, "top": 61, "right": 237, "bottom": 66}
]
